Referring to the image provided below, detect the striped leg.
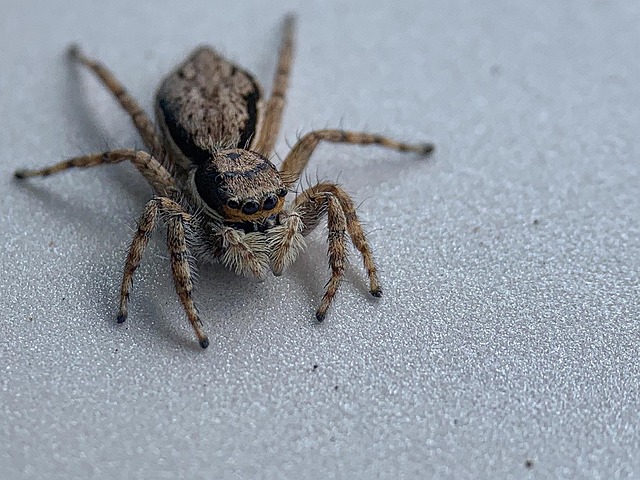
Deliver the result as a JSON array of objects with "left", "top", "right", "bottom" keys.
[
  {"left": 166, "top": 212, "right": 208, "bottom": 348},
  {"left": 14, "top": 149, "right": 176, "bottom": 197},
  {"left": 279, "top": 129, "right": 434, "bottom": 187},
  {"left": 293, "top": 182, "right": 381, "bottom": 296},
  {"left": 291, "top": 188, "right": 349, "bottom": 322},
  {"left": 318, "top": 193, "right": 348, "bottom": 321},
  {"left": 252, "top": 14, "right": 296, "bottom": 156},
  {"left": 68, "top": 45, "right": 169, "bottom": 168},
  {"left": 118, "top": 197, "right": 209, "bottom": 349}
]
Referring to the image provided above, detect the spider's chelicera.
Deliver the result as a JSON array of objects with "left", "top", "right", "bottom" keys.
[{"left": 15, "top": 15, "right": 434, "bottom": 349}]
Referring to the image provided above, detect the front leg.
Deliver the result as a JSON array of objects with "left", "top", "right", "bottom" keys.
[
  {"left": 290, "top": 188, "right": 349, "bottom": 321},
  {"left": 119, "top": 196, "right": 209, "bottom": 348},
  {"left": 316, "top": 194, "right": 348, "bottom": 321},
  {"left": 294, "top": 182, "right": 382, "bottom": 296},
  {"left": 166, "top": 211, "right": 209, "bottom": 348}
]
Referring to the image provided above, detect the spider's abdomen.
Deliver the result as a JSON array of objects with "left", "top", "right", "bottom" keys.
[{"left": 155, "top": 47, "right": 263, "bottom": 169}]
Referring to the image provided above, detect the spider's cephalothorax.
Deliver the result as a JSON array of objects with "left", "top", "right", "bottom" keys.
[
  {"left": 191, "top": 150, "right": 287, "bottom": 232},
  {"left": 14, "top": 15, "right": 435, "bottom": 349}
]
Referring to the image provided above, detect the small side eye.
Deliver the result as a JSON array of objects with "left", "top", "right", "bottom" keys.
[
  {"left": 226, "top": 199, "right": 240, "bottom": 209},
  {"left": 242, "top": 200, "right": 260, "bottom": 215},
  {"left": 277, "top": 188, "right": 288, "bottom": 197},
  {"left": 214, "top": 174, "right": 225, "bottom": 185},
  {"left": 263, "top": 194, "right": 278, "bottom": 211}
]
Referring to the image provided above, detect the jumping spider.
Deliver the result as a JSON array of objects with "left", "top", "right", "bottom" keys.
[{"left": 15, "top": 15, "right": 434, "bottom": 348}]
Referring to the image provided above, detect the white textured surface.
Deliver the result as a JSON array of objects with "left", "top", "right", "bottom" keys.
[{"left": 2, "top": 1, "right": 639, "bottom": 479}]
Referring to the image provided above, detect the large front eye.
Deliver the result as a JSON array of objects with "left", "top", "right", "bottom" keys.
[
  {"left": 242, "top": 200, "right": 260, "bottom": 215},
  {"left": 262, "top": 194, "right": 278, "bottom": 211}
]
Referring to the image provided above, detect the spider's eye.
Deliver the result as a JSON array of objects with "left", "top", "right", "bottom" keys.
[
  {"left": 263, "top": 194, "right": 278, "bottom": 211},
  {"left": 214, "top": 174, "right": 225, "bottom": 185},
  {"left": 241, "top": 200, "right": 260, "bottom": 215},
  {"left": 226, "top": 199, "right": 240, "bottom": 209},
  {"left": 277, "top": 188, "right": 288, "bottom": 198}
]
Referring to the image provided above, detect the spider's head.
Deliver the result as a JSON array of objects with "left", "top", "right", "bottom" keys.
[{"left": 192, "top": 149, "right": 287, "bottom": 225}]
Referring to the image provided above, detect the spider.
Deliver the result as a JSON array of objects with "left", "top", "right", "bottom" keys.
[{"left": 15, "top": 14, "right": 434, "bottom": 349}]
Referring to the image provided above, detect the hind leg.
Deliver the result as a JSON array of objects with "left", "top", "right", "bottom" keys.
[
  {"left": 252, "top": 14, "right": 297, "bottom": 156},
  {"left": 68, "top": 45, "right": 168, "bottom": 166}
]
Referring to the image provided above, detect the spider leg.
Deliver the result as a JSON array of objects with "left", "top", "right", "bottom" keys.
[
  {"left": 119, "top": 197, "right": 209, "bottom": 349},
  {"left": 318, "top": 193, "right": 348, "bottom": 321},
  {"left": 14, "top": 148, "right": 176, "bottom": 197},
  {"left": 67, "top": 45, "right": 170, "bottom": 169},
  {"left": 290, "top": 188, "right": 349, "bottom": 321},
  {"left": 252, "top": 14, "right": 296, "bottom": 156},
  {"left": 279, "top": 129, "right": 434, "bottom": 187},
  {"left": 166, "top": 211, "right": 209, "bottom": 348},
  {"left": 293, "top": 182, "right": 382, "bottom": 296}
]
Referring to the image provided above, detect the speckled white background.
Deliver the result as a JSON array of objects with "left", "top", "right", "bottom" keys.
[{"left": 1, "top": 1, "right": 639, "bottom": 479}]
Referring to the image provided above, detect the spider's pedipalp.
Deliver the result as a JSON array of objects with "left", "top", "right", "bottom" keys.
[{"left": 267, "top": 211, "right": 306, "bottom": 276}]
